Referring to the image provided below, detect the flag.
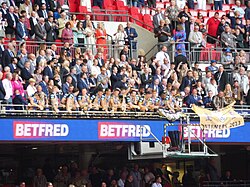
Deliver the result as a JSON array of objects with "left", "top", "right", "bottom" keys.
[{"left": 191, "top": 103, "right": 244, "bottom": 130}]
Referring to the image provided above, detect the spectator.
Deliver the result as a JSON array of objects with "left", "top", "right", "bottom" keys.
[
  {"left": 0, "top": 2, "right": 8, "bottom": 19},
  {"left": 215, "top": 66, "right": 228, "bottom": 92},
  {"left": 176, "top": 61, "right": 189, "bottom": 83},
  {"left": 245, "top": 1, "right": 250, "bottom": 20},
  {"left": 58, "top": 12, "right": 68, "bottom": 38},
  {"left": 12, "top": 89, "right": 28, "bottom": 110},
  {"left": 113, "top": 24, "right": 128, "bottom": 58},
  {"left": 233, "top": 0, "right": 245, "bottom": 18},
  {"left": 232, "top": 80, "right": 244, "bottom": 105},
  {"left": 12, "top": 73, "right": 25, "bottom": 98},
  {"left": 173, "top": 24, "right": 186, "bottom": 56},
  {"left": 212, "top": 91, "right": 227, "bottom": 109},
  {"left": 155, "top": 45, "right": 170, "bottom": 66},
  {"left": 0, "top": 72, "right": 6, "bottom": 101},
  {"left": 45, "top": 16, "right": 58, "bottom": 43},
  {"left": 189, "top": 24, "right": 203, "bottom": 62},
  {"left": 29, "top": 11, "right": 38, "bottom": 39},
  {"left": 2, "top": 42, "right": 15, "bottom": 68},
  {"left": 206, "top": 12, "right": 220, "bottom": 44},
  {"left": 153, "top": 8, "right": 165, "bottom": 29},
  {"left": 233, "top": 66, "right": 249, "bottom": 95},
  {"left": 152, "top": 176, "right": 162, "bottom": 187},
  {"left": 180, "top": 70, "right": 194, "bottom": 92},
  {"left": 5, "top": 6, "right": 18, "bottom": 39},
  {"left": 207, "top": 60, "right": 218, "bottom": 75},
  {"left": 174, "top": 48, "right": 187, "bottom": 68},
  {"left": 186, "top": 88, "right": 203, "bottom": 107},
  {"left": 124, "top": 22, "right": 138, "bottom": 49},
  {"left": 214, "top": 0, "right": 223, "bottom": 10},
  {"left": 2, "top": 73, "right": 13, "bottom": 105},
  {"left": 62, "top": 22, "right": 74, "bottom": 45},
  {"left": 75, "top": 21, "right": 86, "bottom": 47},
  {"left": 49, "top": 0, "right": 61, "bottom": 12},
  {"left": 221, "top": 25, "right": 236, "bottom": 48},
  {"left": 0, "top": 12, "right": 7, "bottom": 38},
  {"left": 16, "top": 16, "right": 29, "bottom": 41},
  {"left": 154, "top": 20, "right": 171, "bottom": 44},
  {"left": 33, "top": 168, "right": 47, "bottom": 187},
  {"left": 19, "top": 0, "right": 33, "bottom": 18},
  {"left": 235, "top": 28, "right": 244, "bottom": 49},
  {"left": 203, "top": 90, "right": 214, "bottom": 108},
  {"left": 35, "top": 17, "right": 47, "bottom": 41},
  {"left": 95, "top": 22, "right": 107, "bottom": 52},
  {"left": 221, "top": 48, "right": 234, "bottom": 70},
  {"left": 85, "top": 20, "right": 96, "bottom": 53},
  {"left": 165, "top": 0, "right": 180, "bottom": 30},
  {"left": 39, "top": 75, "right": 50, "bottom": 97}
]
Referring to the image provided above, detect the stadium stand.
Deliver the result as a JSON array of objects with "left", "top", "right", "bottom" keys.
[{"left": 0, "top": 0, "right": 249, "bottom": 115}]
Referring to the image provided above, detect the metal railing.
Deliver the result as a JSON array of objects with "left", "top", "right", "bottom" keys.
[
  {"left": 203, "top": 180, "right": 250, "bottom": 187},
  {"left": 0, "top": 103, "right": 249, "bottom": 119},
  {"left": 145, "top": 41, "right": 191, "bottom": 63},
  {"left": 4, "top": 39, "right": 138, "bottom": 59}
]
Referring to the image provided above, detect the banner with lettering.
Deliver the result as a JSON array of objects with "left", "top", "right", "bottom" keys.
[
  {"left": 0, "top": 118, "right": 250, "bottom": 142},
  {"left": 191, "top": 103, "right": 244, "bottom": 130}
]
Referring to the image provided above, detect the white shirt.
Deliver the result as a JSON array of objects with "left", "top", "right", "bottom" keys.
[
  {"left": 117, "top": 179, "right": 125, "bottom": 187},
  {"left": 206, "top": 83, "right": 218, "bottom": 97},
  {"left": 26, "top": 85, "right": 37, "bottom": 97},
  {"left": 151, "top": 182, "right": 162, "bottom": 187},
  {"left": 156, "top": 51, "right": 170, "bottom": 66},
  {"left": 2, "top": 79, "right": 13, "bottom": 100}
]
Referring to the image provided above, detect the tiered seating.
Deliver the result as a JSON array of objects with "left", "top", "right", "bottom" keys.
[
  {"left": 115, "top": 1, "right": 128, "bottom": 21},
  {"left": 92, "top": 6, "right": 105, "bottom": 21},
  {"left": 129, "top": 7, "right": 143, "bottom": 26},
  {"left": 143, "top": 14, "right": 153, "bottom": 31}
]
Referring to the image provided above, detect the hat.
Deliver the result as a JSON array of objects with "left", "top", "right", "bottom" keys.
[
  {"left": 29, "top": 78, "right": 36, "bottom": 83},
  {"left": 211, "top": 60, "right": 217, "bottom": 64},
  {"left": 114, "top": 88, "right": 121, "bottom": 92},
  {"left": 225, "top": 48, "right": 231, "bottom": 53}
]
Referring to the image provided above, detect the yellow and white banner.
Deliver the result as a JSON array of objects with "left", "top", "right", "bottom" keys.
[{"left": 191, "top": 102, "right": 244, "bottom": 130}]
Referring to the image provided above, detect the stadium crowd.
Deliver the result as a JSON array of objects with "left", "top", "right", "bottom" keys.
[
  {"left": 19, "top": 160, "right": 231, "bottom": 187},
  {"left": 0, "top": 0, "right": 249, "bottom": 113}
]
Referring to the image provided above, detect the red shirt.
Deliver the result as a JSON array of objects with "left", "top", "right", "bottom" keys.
[{"left": 207, "top": 17, "right": 220, "bottom": 37}]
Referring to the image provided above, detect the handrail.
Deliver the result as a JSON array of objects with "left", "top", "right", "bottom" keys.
[{"left": 0, "top": 103, "right": 249, "bottom": 118}]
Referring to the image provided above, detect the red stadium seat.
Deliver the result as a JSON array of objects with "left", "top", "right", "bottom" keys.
[
  {"left": 69, "top": 0, "right": 79, "bottom": 12},
  {"left": 189, "top": 9, "right": 198, "bottom": 17},
  {"left": 143, "top": 14, "right": 153, "bottom": 31},
  {"left": 130, "top": 13, "right": 143, "bottom": 27},
  {"left": 198, "top": 10, "right": 208, "bottom": 17},
  {"left": 156, "top": 2, "right": 165, "bottom": 8},
  {"left": 129, "top": 7, "right": 140, "bottom": 15},
  {"left": 92, "top": 6, "right": 105, "bottom": 21},
  {"left": 222, "top": 4, "right": 230, "bottom": 11}
]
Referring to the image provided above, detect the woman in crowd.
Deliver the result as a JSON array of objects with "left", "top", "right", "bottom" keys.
[
  {"left": 85, "top": 20, "right": 96, "bottom": 53},
  {"left": 165, "top": 0, "right": 180, "bottom": 30},
  {"left": 173, "top": 24, "right": 186, "bottom": 56},
  {"left": 12, "top": 73, "right": 25, "bottom": 98},
  {"left": 113, "top": 24, "right": 127, "bottom": 58},
  {"left": 75, "top": 21, "right": 86, "bottom": 47},
  {"left": 61, "top": 22, "right": 74, "bottom": 45},
  {"left": 74, "top": 47, "right": 83, "bottom": 59},
  {"left": 95, "top": 22, "right": 107, "bottom": 53}
]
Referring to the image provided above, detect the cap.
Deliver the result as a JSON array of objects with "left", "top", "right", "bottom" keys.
[
  {"left": 29, "top": 78, "right": 36, "bottom": 83},
  {"left": 211, "top": 60, "right": 217, "bottom": 64},
  {"left": 225, "top": 48, "right": 231, "bottom": 53},
  {"left": 177, "top": 46, "right": 182, "bottom": 50}
]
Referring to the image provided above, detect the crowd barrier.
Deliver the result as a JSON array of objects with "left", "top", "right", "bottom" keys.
[{"left": 0, "top": 102, "right": 249, "bottom": 119}]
